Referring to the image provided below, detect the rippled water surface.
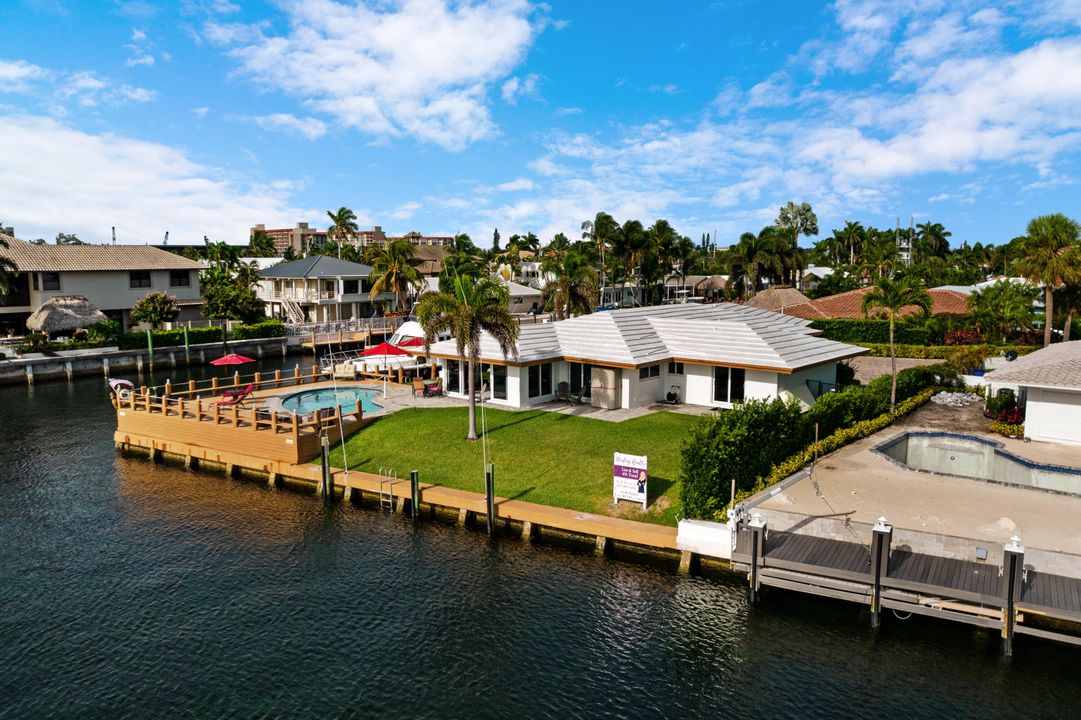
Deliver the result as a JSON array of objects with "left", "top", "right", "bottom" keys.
[{"left": 2, "top": 360, "right": 1080, "bottom": 719}]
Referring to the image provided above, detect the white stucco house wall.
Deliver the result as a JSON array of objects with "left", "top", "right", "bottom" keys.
[
  {"left": 425, "top": 304, "right": 866, "bottom": 412},
  {"left": 986, "top": 340, "right": 1081, "bottom": 445}
]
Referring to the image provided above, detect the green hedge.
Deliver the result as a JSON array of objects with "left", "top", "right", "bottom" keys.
[
  {"left": 811, "top": 318, "right": 930, "bottom": 345},
  {"left": 231, "top": 320, "right": 286, "bottom": 340},
  {"left": 861, "top": 343, "right": 1040, "bottom": 360},
  {"left": 679, "top": 363, "right": 959, "bottom": 520},
  {"left": 118, "top": 326, "right": 223, "bottom": 349}
]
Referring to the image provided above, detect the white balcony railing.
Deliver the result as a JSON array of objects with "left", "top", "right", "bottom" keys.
[{"left": 257, "top": 288, "right": 337, "bottom": 302}]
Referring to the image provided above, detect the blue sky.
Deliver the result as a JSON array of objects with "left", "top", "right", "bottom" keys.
[{"left": 2, "top": 0, "right": 1081, "bottom": 248}]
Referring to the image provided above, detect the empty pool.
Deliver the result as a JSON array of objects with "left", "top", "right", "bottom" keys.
[{"left": 873, "top": 431, "right": 1081, "bottom": 496}]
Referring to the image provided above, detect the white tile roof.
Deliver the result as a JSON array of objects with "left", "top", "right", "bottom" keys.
[
  {"left": 987, "top": 341, "right": 1081, "bottom": 390},
  {"left": 427, "top": 303, "right": 866, "bottom": 371}
]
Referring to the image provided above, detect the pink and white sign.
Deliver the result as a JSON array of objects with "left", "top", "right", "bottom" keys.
[{"left": 613, "top": 452, "right": 648, "bottom": 509}]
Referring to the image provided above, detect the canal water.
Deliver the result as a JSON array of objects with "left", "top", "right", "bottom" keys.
[{"left": 1, "top": 359, "right": 1080, "bottom": 719}]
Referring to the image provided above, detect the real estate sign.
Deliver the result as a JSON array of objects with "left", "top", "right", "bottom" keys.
[{"left": 613, "top": 452, "right": 648, "bottom": 509}]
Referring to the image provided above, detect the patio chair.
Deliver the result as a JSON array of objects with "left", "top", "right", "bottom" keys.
[
  {"left": 423, "top": 381, "right": 443, "bottom": 398},
  {"left": 216, "top": 383, "right": 253, "bottom": 407},
  {"left": 555, "top": 381, "right": 571, "bottom": 402},
  {"left": 570, "top": 385, "right": 586, "bottom": 405},
  {"left": 412, "top": 378, "right": 426, "bottom": 397}
]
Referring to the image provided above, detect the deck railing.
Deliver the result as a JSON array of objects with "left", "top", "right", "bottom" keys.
[{"left": 114, "top": 368, "right": 364, "bottom": 440}]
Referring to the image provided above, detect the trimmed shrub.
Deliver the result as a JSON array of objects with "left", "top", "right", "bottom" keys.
[
  {"left": 118, "top": 326, "right": 223, "bottom": 349},
  {"left": 861, "top": 343, "right": 1039, "bottom": 360},
  {"left": 232, "top": 320, "right": 286, "bottom": 340},
  {"left": 680, "top": 398, "right": 806, "bottom": 520},
  {"left": 810, "top": 318, "right": 930, "bottom": 345},
  {"left": 944, "top": 327, "right": 982, "bottom": 345}
]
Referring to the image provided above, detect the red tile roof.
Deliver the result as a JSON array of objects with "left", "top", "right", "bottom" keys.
[{"left": 781, "top": 287, "right": 969, "bottom": 320}]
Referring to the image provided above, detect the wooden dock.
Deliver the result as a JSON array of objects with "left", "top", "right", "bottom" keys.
[
  {"left": 112, "top": 365, "right": 681, "bottom": 562},
  {"left": 731, "top": 521, "right": 1081, "bottom": 652}
]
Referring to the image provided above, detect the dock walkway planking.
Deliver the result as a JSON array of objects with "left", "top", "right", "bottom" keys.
[{"left": 734, "top": 529, "right": 1081, "bottom": 622}]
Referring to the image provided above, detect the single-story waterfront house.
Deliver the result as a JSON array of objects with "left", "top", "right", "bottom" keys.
[
  {"left": 425, "top": 304, "right": 867, "bottom": 411},
  {"left": 986, "top": 340, "right": 1081, "bottom": 445}
]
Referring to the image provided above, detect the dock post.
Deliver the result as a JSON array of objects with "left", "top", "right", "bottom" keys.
[
  {"left": 102, "top": 357, "right": 110, "bottom": 377},
  {"left": 595, "top": 536, "right": 609, "bottom": 556},
  {"left": 485, "top": 463, "right": 496, "bottom": 535},
  {"left": 1001, "top": 536, "right": 1025, "bottom": 657},
  {"left": 748, "top": 513, "right": 767, "bottom": 604},
  {"left": 870, "top": 516, "right": 893, "bottom": 630},
  {"left": 64, "top": 361, "right": 74, "bottom": 382},
  {"left": 410, "top": 470, "right": 420, "bottom": 519},
  {"left": 319, "top": 435, "right": 332, "bottom": 498},
  {"left": 26, "top": 364, "right": 34, "bottom": 386},
  {"left": 521, "top": 521, "right": 535, "bottom": 542},
  {"left": 146, "top": 329, "right": 154, "bottom": 371},
  {"left": 678, "top": 551, "right": 697, "bottom": 575}
]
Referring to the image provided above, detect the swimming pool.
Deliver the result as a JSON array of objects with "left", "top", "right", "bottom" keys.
[
  {"left": 281, "top": 387, "right": 382, "bottom": 415},
  {"left": 873, "top": 431, "right": 1081, "bottom": 496}
]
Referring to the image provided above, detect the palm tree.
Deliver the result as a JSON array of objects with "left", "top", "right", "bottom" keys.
[
  {"left": 1014, "top": 214, "right": 1081, "bottom": 346},
  {"left": 368, "top": 239, "right": 423, "bottom": 311},
  {"left": 858, "top": 231, "right": 899, "bottom": 283},
  {"left": 544, "top": 251, "right": 597, "bottom": 319},
  {"left": 1055, "top": 284, "right": 1081, "bottom": 342},
  {"left": 729, "top": 229, "right": 783, "bottom": 298},
  {"left": 0, "top": 232, "right": 16, "bottom": 296},
  {"left": 862, "top": 276, "right": 932, "bottom": 409},
  {"left": 915, "top": 221, "right": 951, "bottom": 260},
  {"left": 325, "top": 207, "right": 359, "bottom": 258},
  {"left": 418, "top": 274, "right": 519, "bottom": 440},
  {"left": 248, "top": 230, "right": 278, "bottom": 257},
  {"left": 967, "top": 281, "right": 1038, "bottom": 343},
  {"left": 838, "top": 220, "right": 866, "bottom": 266},
  {"left": 581, "top": 211, "right": 618, "bottom": 304},
  {"left": 776, "top": 201, "right": 818, "bottom": 285}
]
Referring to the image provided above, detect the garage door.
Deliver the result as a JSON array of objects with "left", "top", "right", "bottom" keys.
[{"left": 1031, "top": 389, "right": 1081, "bottom": 443}]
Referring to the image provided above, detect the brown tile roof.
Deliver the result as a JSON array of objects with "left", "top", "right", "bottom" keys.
[
  {"left": 1, "top": 235, "right": 206, "bottom": 273},
  {"left": 744, "top": 287, "right": 810, "bottom": 312},
  {"left": 780, "top": 287, "right": 969, "bottom": 320}
]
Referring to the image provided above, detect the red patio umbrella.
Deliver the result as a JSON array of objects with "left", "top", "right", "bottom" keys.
[
  {"left": 360, "top": 342, "right": 411, "bottom": 357},
  {"left": 210, "top": 353, "right": 256, "bottom": 366}
]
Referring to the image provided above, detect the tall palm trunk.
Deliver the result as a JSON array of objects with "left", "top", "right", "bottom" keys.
[
  {"left": 889, "top": 314, "right": 897, "bottom": 410},
  {"left": 466, "top": 354, "right": 478, "bottom": 440},
  {"left": 1044, "top": 286, "right": 1054, "bottom": 347},
  {"left": 1066, "top": 312, "right": 1074, "bottom": 342}
]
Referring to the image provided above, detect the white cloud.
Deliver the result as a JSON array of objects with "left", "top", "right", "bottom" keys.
[
  {"left": 125, "top": 53, "right": 156, "bottom": 68},
  {"left": 192, "top": 106, "right": 209, "bottom": 117},
  {"left": 649, "top": 83, "right": 680, "bottom": 95},
  {"left": 497, "top": 177, "right": 533, "bottom": 192},
  {"left": 0, "top": 59, "right": 49, "bottom": 93},
  {"left": 389, "top": 201, "right": 422, "bottom": 221},
  {"left": 131, "top": 28, "right": 148, "bottom": 42},
  {"left": 206, "top": 0, "right": 540, "bottom": 150},
  {"left": 554, "top": 106, "right": 581, "bottom": 116},
  {"left": 0, "top": 114, "right": 309, "bottom": 244},
  {"left": 247, "top": 113, "right": 327, "bottom": 139},
  {"left": 501, "top": 73, "right": 541, "bottom": 104}
]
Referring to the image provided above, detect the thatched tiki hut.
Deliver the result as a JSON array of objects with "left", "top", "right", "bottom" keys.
[{"left": 26, "top": 295, "right": 108, "bottom": 337}]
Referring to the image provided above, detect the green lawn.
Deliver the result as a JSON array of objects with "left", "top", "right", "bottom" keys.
[{"left": 325, "top": 407, "right": 699, "bottom": 526}]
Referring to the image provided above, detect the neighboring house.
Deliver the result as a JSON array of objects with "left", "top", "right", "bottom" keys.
[
  {"left": 425, "top": 303, "right": 865, "bottom": 411},
  {"left": 933, "top": 277, "right": 1035, "bottom": 297},
  {"left": 0, "top": 234, "right": 205, "bottom": 334},
  {"left": 256, "top": 256, "right": 396, "bottom": 323},
  {"left": 411, "top": 245, "right": 450, "bottom": 277},
  {"left": 986, "top": 340, "right": 1081, "bottom": 445},
  {"left": 800, "top": 266, "right": 834, "bottom": 292},
  {"left": 781, "top": 287, "right": 969, "bottom": 320},
  {"left": 744, "top": 287, "right": 810, "bottom": 312},
  {"left": 421, "top": 277, "right": 543, "bottom": 315}
]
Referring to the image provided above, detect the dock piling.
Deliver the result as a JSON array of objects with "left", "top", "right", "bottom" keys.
[
  {"left": 870, "top": 516, "right": 893, "bottom": 630},
  {"left": 1002, "top": 536, "right": 1025, "bottom": 657},
  {"left": 410, "top": 470, "right": 420, "bottom": 519},
  {"left": 748, "top": 513, "right": 767, "bottom": 604},
  {"left": 485, "top": 463, "right": 496, "bottom": 535},
  {"left": 319, "top": 435, "right": 332, "bottom": 498}
]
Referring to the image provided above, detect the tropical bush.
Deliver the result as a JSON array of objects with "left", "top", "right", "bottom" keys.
[
  {"left": 231, "top": 320, "right": 285, "bottom": 340},
  {"left": 130, "top": 291, "right": 179, "bottom": 329},
  {"left": 861, "top": 343, "right": 1039, "bottom": 359},
  {"left": 947, "top": 345, "right": 987, "bottom": 374},
  {"left": 984, "top": 388, "right": 1017, "bottom": 418},
  {"left": 810, "top": 318, "right": 930, "bottom": 345},
  {"left": 117, "top": 326, "right": 223, "bottom": 349},
  {"left": 679, "top": 364, "right": 958, "bottom": 519},
  {"left": 943, "top": 327, "right": 981, "bottom": 345},
  {"left": 990, "top": 421, "right": 1025, "bottom": 439},
  {"left": 85, "top": 319, "right": 121, "bottom": 345}
]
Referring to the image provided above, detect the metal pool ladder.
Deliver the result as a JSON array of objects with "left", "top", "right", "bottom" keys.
[{"left": 377, "top": 466, "right": 396, "bottom": 511}]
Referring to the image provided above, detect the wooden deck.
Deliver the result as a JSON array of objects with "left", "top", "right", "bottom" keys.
[{"left": 733, "top": 528, "right": 1081, "bottom": 648}]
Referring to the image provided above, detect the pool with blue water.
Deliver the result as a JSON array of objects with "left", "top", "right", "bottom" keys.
[{"left": 281, "top": 386, "right": 382, "bottom": 414}]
